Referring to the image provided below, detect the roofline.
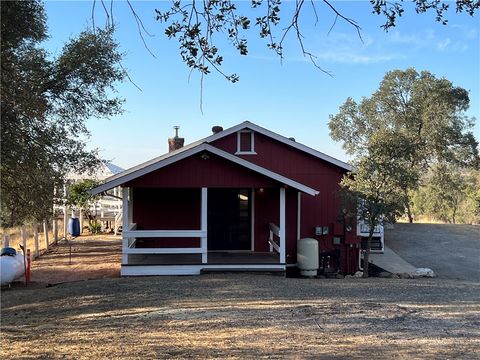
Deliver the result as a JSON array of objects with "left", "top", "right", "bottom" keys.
[
  {"left": 100, "top": 120, "right": 351, "bottom": 186},
  {"left": 90, "top": 144, "right": 319, "bottom": 196},
  {"left": 204, "top": 121, "right": 353, "bottom": 171}
]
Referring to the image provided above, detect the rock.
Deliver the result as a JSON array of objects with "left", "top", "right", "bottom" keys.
[
  {"left": 353, "top": 271, "right": 363, "bottom": 278},
  {"left": 390, "top": 273, "right": 400, "bottom": 279},
  {"left": 335, "top": 274, "right": 345, "bottom": 279},
  {"left": 344, "top": 275, "right": 353, "bottom": 279},
  {"left": 378, "top": 271, "right": 392, "bottom": 278},
  {"left": 414, "top": 268, "right": 435, "bottom": 278},
  {"left": 399, "top": 273, "right": 413, "bottom": 279}
]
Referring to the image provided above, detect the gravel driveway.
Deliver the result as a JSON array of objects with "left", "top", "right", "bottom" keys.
[
  {"left": 385, "top": 224, "right": 480, "bottom": 281},
  {"left": 2, "top": 274, "right": 479, "bottom": 359}
]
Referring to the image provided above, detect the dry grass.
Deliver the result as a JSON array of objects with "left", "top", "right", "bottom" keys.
[
  {"left": 2, "top": 275, "right": 479, "bottom": 359},
  {"left": 1, "top": 234, "right": 479, "bottom": 359}
]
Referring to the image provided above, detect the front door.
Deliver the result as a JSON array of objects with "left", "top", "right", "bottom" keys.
[{"left": 208, "top": 189, "right": 251, "bottom": 250}]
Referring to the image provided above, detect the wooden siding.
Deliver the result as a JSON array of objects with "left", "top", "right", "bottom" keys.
[
  {"left": 212, "top": 131, "right": 360, "bottom": 272},
  {"left": 125, "top": 152, "right": 281, "bottom": 189},
  {"left": 132, "top": 188, "right": 201, "bottom": 248}
]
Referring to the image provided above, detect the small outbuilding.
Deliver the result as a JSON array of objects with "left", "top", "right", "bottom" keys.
[{"left": 91, "top": 121, "right": 360, "bottom": 276}]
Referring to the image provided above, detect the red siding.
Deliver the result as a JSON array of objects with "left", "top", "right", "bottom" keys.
[
  {"left": 132, "top": 188, "right": 201, "bottom": 248},
  {"left": 126, "top": 128, "right": 359, "bottom": 273},
  {"left": 126, "top": 152, "right": 281, "bottom": 189},
  {"left": 212, "top": 131, "right": 360, "bottom": 272}
]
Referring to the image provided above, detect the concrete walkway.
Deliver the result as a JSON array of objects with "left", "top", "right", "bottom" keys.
[{"left": 369, "top": 245, "right": 417, "bottom": 275}]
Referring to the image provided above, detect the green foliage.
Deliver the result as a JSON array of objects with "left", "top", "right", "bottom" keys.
[
  {"left": 88, "top": 221, "right": 102, "bottom": 234},
  {"left": 412, "top": 168, "right": 480, "bottom": 224},
  {"left": 66, "top": 180, "right": 101, "bottom": 212},
  {"left": 329, "top": 68, "right": 479, "bottom": 222},
  {"left": 340, "top": 130, "right": 409, "bottom": 277},
  {"left": 0, "top": 0, "right": 125, "bottom": 227},
  {"left": 149, "top": 1, "right": 479, "bottom": 81}
]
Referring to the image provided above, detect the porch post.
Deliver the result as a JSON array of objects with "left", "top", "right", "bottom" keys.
[
  {"left": 201, "top": 188, "right": 208, "bottom": 264},
  {"left": 122, "top": 187, "right": 129, "bottom": 264},
  {"left": 279, "top": 188, "right": 286, "bottom": 264},
  {"left": 297, "top": 192, "right": 301, "bottom": 240}
]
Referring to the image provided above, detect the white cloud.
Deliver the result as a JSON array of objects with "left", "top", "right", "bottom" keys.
[
  {"left": 437, "top": 38, "right": 452, "bottom": 51},
  {"left": 315, "top": 51, "right": 397, "bottom": 64}
]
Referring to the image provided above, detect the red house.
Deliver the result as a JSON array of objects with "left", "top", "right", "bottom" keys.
[{"left": 91, "top": 121, "right": 360, "bottom": 276}]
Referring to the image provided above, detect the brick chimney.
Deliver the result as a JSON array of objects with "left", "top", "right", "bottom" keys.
[{"left": 168, "top": 126, "right": 184, "bottom": 152}]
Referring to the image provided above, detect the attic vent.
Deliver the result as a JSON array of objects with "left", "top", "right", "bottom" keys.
[{"left": 236, "top": 130, "right": 256, "bottom": 155}]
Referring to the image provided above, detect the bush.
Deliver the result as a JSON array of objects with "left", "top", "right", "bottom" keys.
[{"left": 89, "top": 221, "right": 102, "bottom": 234}]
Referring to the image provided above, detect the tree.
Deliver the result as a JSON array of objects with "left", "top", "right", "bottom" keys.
[
  {"left": 329, "top": 68, "right": 479, "bottom": 222},
  {"left": 412, "top": 167, "right": 480, "bottom": 224},
  {"left": 412, "top": 164, "right": 466, "bottom": 223},
  {"left": 117, "top": 0, "right": 479, "bottom": 81},
  {"left": 0, "top": 0, "right": 125, "bottom": 227},
  {"left": 66, "top": 180, "right": 101, "bottom": 229},
  {"left": 340, "top": 130, "right": 413, "bottom": 277}
]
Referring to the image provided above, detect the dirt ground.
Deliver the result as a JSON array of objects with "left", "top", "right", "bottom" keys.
[
  {"left": 1, "top": 275, "right": 479, "bottom": 359},
  {"left": 2, "top": 231, "right": 480, "bottom": 359},
  {"left": 15, "top": 235, "right": 121, "bottom": 287}
]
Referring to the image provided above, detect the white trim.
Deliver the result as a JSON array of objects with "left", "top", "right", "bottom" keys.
[
  {"left": 297, "top": 192, "right": 301, "bottom": 241},
  {"left": 122, "top": 187, "right": 129, "bottom": 264},
  {"left": 128, "top": 187, "right": 133, "bottom": 226},
  {"left": 121, "top": 264, "right": 286, "bottom": 276},
  {"left": 91, "top": 144, "right": 319, "bottom": 196},
  {"left": 279, "top": 188, "right": 286, "bottom": 264},
  {"left": 250, "top": 188, "right": 255, "bottom": 251},
  {"left": 122, "top": 265, "right": 202, "bottom": 276},
  {"left": 123, "top": 230, "right": 207, "bottom": 238},
  {"left": 210, "top": 121, "right": 352, "bottom": 170},
  {"left": 201, "top": 187, "right": 208, "bottom": 263},
  {"left": 124, "top": 247, "right": 203, "bottom": 254},
  {"left": 90, "top": 120, "right": 350, "bottom": 195},
  {"left": 236, "top": 130, "right": 255, "bottom": 154}
]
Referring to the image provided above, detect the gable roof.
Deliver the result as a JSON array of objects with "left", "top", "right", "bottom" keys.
[
  {"left": 90, "top": 121, "right": 352, "bottom": 196},
  {"left": 90, "top": 143, "right": 319, "bottom": 196},
  {"left": 206, "top": 121, "right": 353, "bottom": 171}
]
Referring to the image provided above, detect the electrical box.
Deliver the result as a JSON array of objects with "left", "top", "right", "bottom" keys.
[
  {"left": 322, "top": 226, "right": 329, "bottom": 235},
  {"left": 333, "top": 237, "right": 341, "bottom": 245},
  {"left": 315, "top": 226, "right": 322, "bottom": 236}
]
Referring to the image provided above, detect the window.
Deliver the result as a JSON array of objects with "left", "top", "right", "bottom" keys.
[{"left": 236, "top": 131, "right": 256, "bottom": 154}]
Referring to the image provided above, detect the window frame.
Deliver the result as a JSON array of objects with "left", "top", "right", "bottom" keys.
[{"left": 235, "top": 130, "right": 256, "bottom": 155}]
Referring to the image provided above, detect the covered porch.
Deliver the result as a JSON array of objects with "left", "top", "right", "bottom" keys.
[{"left": 121, "top": 186, "right": 290, "bottom": 275}]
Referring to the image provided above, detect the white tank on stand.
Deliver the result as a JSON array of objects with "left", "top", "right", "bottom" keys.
[{"left": 297, "top": 238, "right": 319, "bottom": 276}]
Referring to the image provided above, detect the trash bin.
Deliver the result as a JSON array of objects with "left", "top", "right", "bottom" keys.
[{"left": 68, "top": 217, "right": 80, "bottom": 237}]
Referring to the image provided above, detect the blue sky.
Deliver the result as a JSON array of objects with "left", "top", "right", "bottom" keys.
[{"left": 44, "top": 1, "right": 479, "bottom": 169}]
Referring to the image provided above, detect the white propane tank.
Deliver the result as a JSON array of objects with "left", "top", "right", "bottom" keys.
[{"left": 297, "top": 238, "right": 319, "bottom": 276}]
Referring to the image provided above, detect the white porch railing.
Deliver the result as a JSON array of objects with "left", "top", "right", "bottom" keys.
[
  {"left": 268, "top": 222, "right": 281, "bottom": 253},
  {"left": 122, "top": 187, "right": 208, "bottom": 264},
  {"left": 123, "top": 223, "right": 207, "bottom": 260}
]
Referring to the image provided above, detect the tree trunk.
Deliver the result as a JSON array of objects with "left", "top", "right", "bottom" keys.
[
  {"left": 405, "top": 198, "right": 414, "bottom": 223},
  {"left": 362, "top": 227, "right": 375, "bottom": 278}
]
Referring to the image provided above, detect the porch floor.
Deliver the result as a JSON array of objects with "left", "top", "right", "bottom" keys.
[{"left": 126, "top": 251, "right": 280, "bottom": 265}]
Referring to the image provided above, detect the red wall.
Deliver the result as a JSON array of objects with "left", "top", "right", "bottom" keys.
[
  {"left": 132, "top": 188, "right": 201, "bottom": 248},
  {"left": 212, "top": 131, "right": 360, "bottom": 271},
  {"left": 126, "top": 129, "right": 359, "bottom": 273},
  {"left": 126, "top": 152, "right": 281, "bottom": 189}
]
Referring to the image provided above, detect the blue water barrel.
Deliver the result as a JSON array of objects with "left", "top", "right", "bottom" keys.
[{"left": 68, "top": 218, "right": 80, "bottom": 237}]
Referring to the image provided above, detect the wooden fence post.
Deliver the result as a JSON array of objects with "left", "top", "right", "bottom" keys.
[
  {"left": 34, "top": 224, "right": 39, "bottom": 258},
  {"left": 53, "top": 219, "right": 58, "bottom": 244},
  {"left": 3, "top": 234, "right": 10, "bottom": 248},
  {"left": 21, "top": 224, "right": 27, "bottom": 251},
  {"left": 79, "top": 211, "right": 83, "bottom": 234},
  {"left": 43, "top": 220, "right": 49, "bottom": 249}
]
